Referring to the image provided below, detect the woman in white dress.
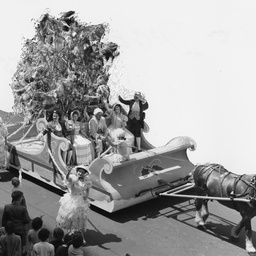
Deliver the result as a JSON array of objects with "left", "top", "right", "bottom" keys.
[
  {"left": 66, "top": 110, "right": 93, "bottom": 165},
  {"left": 56, "top": 165, "right": 92, "bottom": 239},
  {"left": 104, "top": 102, "right": 134, "bottom": 148}
]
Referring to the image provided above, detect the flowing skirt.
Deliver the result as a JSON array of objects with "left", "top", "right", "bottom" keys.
[
  {"left": 73, "top": 135, "right": 93, "bottom": 165},
  {"left": 56, "top": 192, "right": 90, "bottom": 233}
]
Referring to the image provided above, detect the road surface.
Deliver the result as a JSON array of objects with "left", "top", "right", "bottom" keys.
[{"left": 0, "top": 168, "right": 255, "bottom": 256}]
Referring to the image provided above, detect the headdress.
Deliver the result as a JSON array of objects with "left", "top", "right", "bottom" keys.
[
  {"left": 70, "top": 110, "right": 80, "bottom": 119},
  {"left": 114, "top": 128, "right": 126, "bottom": 139},
  {"left": 73, "top": 165, "right": 91, "bottom": 176},
  {"left": 93, "top": 108, "right": 103, "bottom": 116},
  {"left": 134, "top": 91, "right": 142, "bottom": 97}
]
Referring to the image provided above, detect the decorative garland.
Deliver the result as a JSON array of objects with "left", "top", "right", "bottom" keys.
[{"left": 10, "top": 10, "right": 120, "bottom": 121}]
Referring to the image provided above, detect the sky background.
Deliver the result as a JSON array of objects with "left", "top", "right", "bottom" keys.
[{"left": 1, "top": 0, "right": 256, "bottom": 174}]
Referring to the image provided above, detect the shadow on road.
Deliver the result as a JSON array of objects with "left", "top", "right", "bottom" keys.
[{"left": 85, "top": 228, "right": 122, "bottom": 248}]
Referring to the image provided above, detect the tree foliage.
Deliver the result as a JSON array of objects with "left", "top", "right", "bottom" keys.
[{"left": 10, "top": 11, "right": 119, "bottom": 121}]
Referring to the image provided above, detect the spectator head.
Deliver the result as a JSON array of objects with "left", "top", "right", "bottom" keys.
[
  {"left": 11, "top": 190, "right": 23, "bottom": 202},
  {"left": 32, "top": 217, "right": 43, "bottom": 231},
  {"left": 5, "top": 221, "right": 15, "bottom": 235},
  {"left": 38, "top": 228, "right": 50, "bottom": 242},
  {"left": 11, "top": 177, "right": 20, "bottom": 188},
  {"left": 63, "top": 232, "right": 73, "bottom": 245},
  {"left": 53, "top": 227, "right": 64, "bottom": 241},
  {"left": 71, "top": 231, "right": 83, "bottom": 248}
]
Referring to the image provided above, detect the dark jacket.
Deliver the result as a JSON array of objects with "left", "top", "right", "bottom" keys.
[
  {"left": 2, "top": 202, "right": 31, "bottom": 232},
  {"left": 118, "top": 96, "right": 149, "bottom": 121}
]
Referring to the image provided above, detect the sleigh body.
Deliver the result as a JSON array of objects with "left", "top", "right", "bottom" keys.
[{"left": 6, "top": 118, "right": 196, "bottom": 213}]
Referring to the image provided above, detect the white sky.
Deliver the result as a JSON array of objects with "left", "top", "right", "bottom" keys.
[{"left": 1, "top": 0, "right": 256, "bottom": 174}]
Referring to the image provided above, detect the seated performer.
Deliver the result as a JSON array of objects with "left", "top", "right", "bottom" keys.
[
  {"left": 66, "top": 110, "right": 93, "bottom": 165},
  {"left": 104, "top": 128, "right": 132, "bottom": 163},
  {"left": 104, "top": 102, "right": 134, "bottom": 148},
  {"left": 89, "top": 108, "right": 110, "bottom": 156},
  {"left": 37, "top": 110, "right": 73, "bottom": 165}
]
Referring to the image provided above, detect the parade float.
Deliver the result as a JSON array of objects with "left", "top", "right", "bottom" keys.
[{"left": 6, "top": 11, "right": 196, "bottom": 212}]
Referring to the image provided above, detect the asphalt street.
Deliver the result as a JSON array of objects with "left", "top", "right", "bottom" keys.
[{"left": 0, "top": 168, "right": 255, "bottom": 256}]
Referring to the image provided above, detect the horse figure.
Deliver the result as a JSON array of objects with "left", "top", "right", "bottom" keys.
[{"left": 192, "top": 163, "right": 256, "bottom": 253}]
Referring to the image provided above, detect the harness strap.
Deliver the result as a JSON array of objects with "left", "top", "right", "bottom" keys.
[{"left": 219, "top": 171, "right": 232, "bottom": 197}]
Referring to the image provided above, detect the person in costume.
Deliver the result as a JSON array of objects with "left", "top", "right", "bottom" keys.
[
  {"left": 118, "top": 92, "right": 149, "bottom": 152},
  {"left": 37, "top": 110, "right": 73, "bottom": 165},
  {"left": 89, "top": 107, "right": 110, "bottom": 156},
  {"left": 0, "top": 117, "right": 8, "bottom": 174},
  {"left": 56, "top": 165, "right": 92, "bottom": 241},
  {"left": 104, "top": 102, "right": 134, "bottom": 148},
  {"left": 66, "top": 110, "right": 93, "bottom": 165},
  {"left": 104, "top": 128, "right": 132, "bottom": 163}
]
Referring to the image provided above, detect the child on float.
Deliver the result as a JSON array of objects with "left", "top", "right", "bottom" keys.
[{"left": 104, "top": 128, "right": 132, "bottom": 163}]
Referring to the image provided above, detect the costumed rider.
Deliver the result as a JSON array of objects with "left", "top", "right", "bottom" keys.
[
  {"left": 119, "top": 92, "right": 149, "bottom": 152},
  {"left": 89, "top": 107, "right": 111, "bottom": 156},
  {"left": 104, "top": 128, "right": 131, "bottom": 163},
  {"left": 56, "top": 165, "right": 92, "bottom": 242}
]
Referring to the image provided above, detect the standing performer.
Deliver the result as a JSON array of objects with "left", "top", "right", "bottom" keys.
[
  {"left": 56, "top": 165, "right": 92, "bottom": 241},
  {"left": 118, "top": 92, "right": 149, "bottom": 152},
  {"left": 0, "top": 117, "right": 8, "bottom": 176}
]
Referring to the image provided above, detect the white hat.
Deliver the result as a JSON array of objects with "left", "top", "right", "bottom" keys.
[
  {"left": 70, "top": 110, "right": 80, "bottom": 119},
  {"left": 93, "top": 108, "right": 103, "bottom": 116},
  {"left": 73, "top": 165, "right": 91, "bottom": 176}
]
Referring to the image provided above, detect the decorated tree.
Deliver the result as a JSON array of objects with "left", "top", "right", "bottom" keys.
[{"left": 10, "top": 11, "right": 120, "bottom": 122}]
